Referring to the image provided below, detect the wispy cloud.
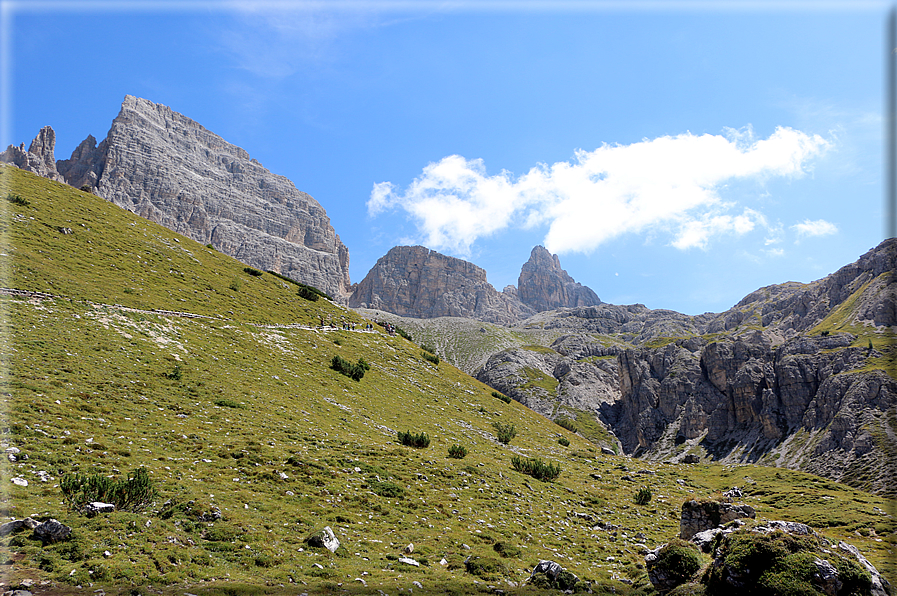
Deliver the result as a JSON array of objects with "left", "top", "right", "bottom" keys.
[
  {"left": 369, "top": 126, "right": 831, "bottom": 256},
  {"left": 791, "top": 218, "right": 838, "bottom": 239}
]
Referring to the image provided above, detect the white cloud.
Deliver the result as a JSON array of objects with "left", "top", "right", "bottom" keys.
[
  {"left": 791, "top": 219, "right": 838, "bottom": 239},
  {"left": 369, "top": 126, "right": 830, "bottom": 256}
]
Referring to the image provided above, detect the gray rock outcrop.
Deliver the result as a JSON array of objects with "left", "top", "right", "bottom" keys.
[
  {"left": 0, "top": 126, "right": 65, "bottom": 183},
  {"left": 518, "top": 245, "right": 601, "bottom": 311},
  {"left": 9, "top": 96, "right": 352, "bottom": 299},
  {"left": 349, "top": 246, "right": 534, "bottom": 324},
  {"left": 679, "top": 499, "right": 755, "bottom": 540}
]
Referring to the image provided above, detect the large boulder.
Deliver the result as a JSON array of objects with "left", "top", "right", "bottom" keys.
[{"left": 679, "top": 499, "right": 755, "bottom": 540}]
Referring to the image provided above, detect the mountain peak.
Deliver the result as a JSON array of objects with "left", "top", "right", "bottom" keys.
[{"left": 518, "top": 245, "right": 601, "bottom": 311}]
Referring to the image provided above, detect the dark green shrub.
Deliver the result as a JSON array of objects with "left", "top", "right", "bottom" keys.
[
  {"left": 635, "top": 486, "right": 652, "bottom": 505},
  {"left": 510, "top": 456, "right": 561, "bottom": 482},
  {"left": 164, "top": 364, "right": 183, "bottom": 381},
  {"left": 448, "top": 445, "right": 468, "bottom": 459},
  {"left": 492, "top": 391, "right": 512, "bottom": 404},
  {"left": 558, "top": 437, "right": 570, "bottom": 447},
  {"left": 206, "top": 243, "right": 215, "bottom": 250},
  {"left": 297, "top": 286, "right": 320, "bottom": 301},
  {"left": 60, "top": 467, "right": 157, "bottom": 513},
  {"left": 421, "top": 351, "right": 440, "bottom": 365},
  {"left": 368, "top": 480, "right": 405, "bottom": 499},
  {"left": 5, "top": 193, "right": 29, "bottom": 206},
  {"left": 214, "top": 398, "right": 245, "bottom": 409},
  {"left": 398, "top": 430, "right": 430, "bottom": 448},
  {"left": 266, "top": 271, "right": 333, "bottom": 300},
  {"left": 651, "top": 539, "right": 702, "bottom": 590},
  {"left": 493, "top": 541, "right": 521, "bottom": 558},
  {"left": 420, "top": 344, "right": 436, "bottom": 354},
  {"left": 243, "top": 267, "right": 263, "bottom": 277},
  {"left": 493, "top": 422, "right": 517, "bottom": 444},
  {"left": 464, "top": 555, "right": 507, "bottom": 578},
  {"left": 330, "top": 355, "right": 368, "bottom": 381},
  {"left": 555, "top": 416, "right": 578, "bottom": 432}
]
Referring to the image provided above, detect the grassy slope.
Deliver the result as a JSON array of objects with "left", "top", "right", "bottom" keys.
[{"left": 0, "top": 166, "right": 894, "bottom": 594}]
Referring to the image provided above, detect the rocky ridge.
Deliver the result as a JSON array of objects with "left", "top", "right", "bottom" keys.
[
  {"left": 3, "top": 96, "right": 351, "bottom": 299},
  {"left": 474, "top": 239, "right": 896, "bottom": 494},
  {"left": 517, "top": 245, "right": 601, "bottom": 311},
  {"left": 349, "top": 244, "right": 602, "bottom": 323}
]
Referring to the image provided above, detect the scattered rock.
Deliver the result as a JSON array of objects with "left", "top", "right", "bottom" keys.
[
  {"left": 601, "top": 446, "right": 615, "bottom": 456},
  {"left": 33, "top": 519, "right": 72, "bottom": 543},
  {"left": 0, "top": 517, "right": 38, "bottom": 536},
  {"left": 682, "top": 454, "right": 700, "bottom": 464},
  {"left": 403, "top": 542, "right": 414, "bottom": 554},
  {"left": 398, "top": 557, "right": 419, "bottom": 567},
  {"left": 10, "top": 478, "right": 27, "bottom": 487},
  {"left": 679, "top": 499, "right": 755, "bottom": 540},
  {"left": 528, "top": 560, "right": 581, "bottom": 591},
  {"left": 306, "top": 526, "right": 340, "bottom": 553},
  {"left": 85, "top": 502, "right": 115, "bottom": 517}
]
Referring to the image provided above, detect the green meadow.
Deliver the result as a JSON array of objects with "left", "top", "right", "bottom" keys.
[{"left": 0, "top": 165, "right": 893, "bottom": 594}]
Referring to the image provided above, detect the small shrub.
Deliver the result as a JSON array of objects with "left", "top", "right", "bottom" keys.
[
  {"left": 330, "top": 355, "right": 368, "bottom": 381},
  {"left": 421, "top": 351, "right": 440, "bottom": 365},
  {"left": 558, "top": 437, "right": 570, "bottom": 447},
  {"left": 368, "top": 480, "right": 405, "bottom": 499},
  {"left": 492, "top": 391, "right": 512, "bottom": 404},
  {"left": 297, "top": 286, "right": 320, "bottom": 301},
  {"left": 164, "top": 364, "right": 183, "bottom": 381},
  {"left": 229, "top": 278, "right": 241, "bottom": 292},
  {"left": 555, "top": 416, "right": 578, "bottom": 433},
  {"left": 510, "top": 456, "right": 561, "bottom": 482},
  {"left": 214, "top": 398, "right": 245, "bottom": 409},
  {"left": 60, "top": 467, "right": 157, "bottom": 513},
  {"left": 448, "top": 445, "right": 468, "bottom": 459},
  {"left": 464, "top": 555, "right": 507, "bottom": 578},
  {"left": 243, "top": 267, "right": 263, "bottom": 277},
  {"left": 398, "top": 430, "right": 430, "bottom": 448},
  {"left": 493, "top": 541, "right": 521, "bottom": 558},
  {"left": 206, "top": 243, "right": 215, "bottom": 250},
  {"left": 820, "top": 330, "right": 830, "bottom": 336},
  {"left": 648, "top": 540, "right": 703, "bottom": 593},
  {"left": 79, "top": 184, "right": 92, "bottom": 193},
  {"left": 493, "top": 422, "right": 517, "bottom": 444},
  {"left": 420, "top": 344, "right": 436, "bottom": 354},
  {"left": 635, "top": 486, "right": 652, "bottom": 505},
  {"left": 5, "top": 193, "right": 29, "bottom": 206}
]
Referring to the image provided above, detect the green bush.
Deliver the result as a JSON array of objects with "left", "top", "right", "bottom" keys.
[
  {"left": 420, "top": 344, "right": 436, "bottom": 354},
  {"left": 297, "top": 286, "right": 320, "bottom": 301},
  {"left": 243, "top": 267, "right": 263, "bottom": 277},
  {"left": 464, "top": 555, "right": 507, "bottom": 578},
  {"left": 493, "top": 422, "right": 517, "bottom": 444},
  {"left": 398, "top": 430, "right": 430, "bottom": 448},
  {"left": 652, "top": 540, "right": 703, "bottom": 589},
  {"left": 510, "top": 456, "right": 561, "bottom": 482},
  {"left": 330, "top": 355, "right": 369, "bottom": 381},
  {"left": 558, "top": 437, "right": 570, "bottom": 447},
  {"left": 492, "top": 391, "right": 512, "bottom": 404},
  {"left": 555, "top": 416, "right": 578, "bottom": 433},
  {"left": 635, "top": 486, "right": 652, "bottom": 505},
  {"left": 164, "top": 364, "right": 183, "bottom": 381},
  {"left": 267, "top": 271, "right": 333, "bottom": 300},
  {"left": 368, "top": 480, "right": 405, "bottom": 499},
  {"left": 448, "top": 445, "right": 468, "bottom": 459},
  {"left": 421, "top": 351, "right": 440, "bottom": 365},
  {"left": 60, "top": 467, "right": 157, "bottom": 513},
  {"left": 229, "top": 278, "right": 241, "bottom": 292},
  {"left": 492, "top": 541, "right": 521, "bottom": 558},
  {"left": 5, "top": 193, "right": 29, "bottom": 206},
  {"left": 214, "top": 398, "right": 245, "bottom": 409}
]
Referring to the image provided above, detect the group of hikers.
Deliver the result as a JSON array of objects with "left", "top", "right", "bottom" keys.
[{"left": 317, "top": 316, "right": 378, "bottom": 333}]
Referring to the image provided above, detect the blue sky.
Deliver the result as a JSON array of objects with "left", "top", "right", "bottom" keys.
[{"left": 2, "top": 1, "right": 890, "bottom": 315}]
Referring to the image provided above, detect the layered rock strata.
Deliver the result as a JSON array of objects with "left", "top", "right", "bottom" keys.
[
  {"left": 476, "top": 239, "right": 897, "bottom": 494},
  {"left": 349, "top": 246, "right": 533, "bottom": 324},
  {"left": 4, "top": 96, "right": 351, "bottom": 299},
  {"left": 0, "top": 126, "right": 65, "bottom": 183},
  {"left": 518, "top": 245, "right": 601, "bottom": 311}
]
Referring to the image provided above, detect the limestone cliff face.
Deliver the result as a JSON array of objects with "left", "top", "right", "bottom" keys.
[
  {"left": 349, "top": 246, "right": 533, "bottom": 324},
  {"left": 518, "top": 246, "right": 601, "bottom": 311},
  {"left": 352, "top": 244, "right": 601, "bottom": 322},
  {"left": 475, "top": 238, "right": 897, "bottom": 494},
  {"left": 6, "top": 96, "right": 352, "bottom": 299},
  {"left": 0, "top": 127, "right": 65, "bottom": 183}
]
